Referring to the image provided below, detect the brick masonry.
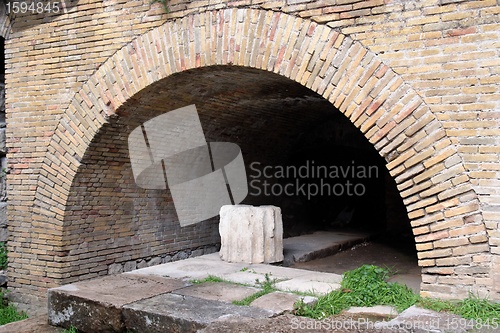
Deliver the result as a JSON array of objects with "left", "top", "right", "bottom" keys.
[{"left": 2, "top": 0, "right": 500, "bottom": 307}]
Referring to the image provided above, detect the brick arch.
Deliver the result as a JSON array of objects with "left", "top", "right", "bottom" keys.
[{"left": 30, "top": 8, "right": 489, "bottom": 299}]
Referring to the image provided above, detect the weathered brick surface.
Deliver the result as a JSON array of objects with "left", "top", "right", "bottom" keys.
[{"left": 2, "top": 0, "right": 500, "bottom": 307}]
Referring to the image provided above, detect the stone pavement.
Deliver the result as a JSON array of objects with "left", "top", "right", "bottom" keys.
[
  {"left": 47, "top": 252, "right": 342, "bottom": 332},
  {"left": 44, "top": 252, "right": 500, "bottom": 333},
  {"left": 3, "top": 231, "right": 498, "bottom": 333},
  {"left": 283, "top": 230, "right": 371, "bottom": 266}
]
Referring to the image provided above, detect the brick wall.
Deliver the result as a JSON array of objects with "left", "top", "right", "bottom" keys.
[{"left": 3, "top": 0, "right": 500, "bottom": 307}]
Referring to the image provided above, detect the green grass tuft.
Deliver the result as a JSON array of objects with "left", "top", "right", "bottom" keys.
[
  {"left": 0, "top": 242, "right": 7, "bottom": 270},
  {"left": 233, "top": 273, "right": 277, "bottom": 306},
  {"left": 190, "top": 275, "right": 225, "bottom": 284},
  {"left": 295, "top": 265, "right": 419, "bottom": 319},
  {"left": 456, "top": 294, "right": 500, "bottom": 321},
  {"left": 61, "top": 326, "right": 78, "bottom": 333},
  {"left": 0, "top": 294, "right": 28, "bottom": 326},
  {"left": 294, "top": 264, "right": 500, "bottom": 323}
]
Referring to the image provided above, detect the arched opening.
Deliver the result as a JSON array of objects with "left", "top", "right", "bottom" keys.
[
  {"left": 62, "top": 65, "right": 417, "bottom": 286},
  {"left": 14, "top": 8, "right": 489, "bottom": 304}
]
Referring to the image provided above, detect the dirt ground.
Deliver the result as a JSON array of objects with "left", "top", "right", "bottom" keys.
[{"left": 291, "top": 239, "right": 422, "bottom": 293}]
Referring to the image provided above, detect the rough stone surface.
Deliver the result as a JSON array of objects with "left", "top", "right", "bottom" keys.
[
  {"left": 344, "top": 305, "right": 398, "bottom": 318},
  {"left": 48, "top": 274, "right": 187, "bottom": 331},
  {"left": 199, "top": 312, "right": 500, "bottom": 333},
  {"left": 0, "top": 271, "right": 7, "bottom": 287},
  {"left": 149, "top": 257, "right": 163, "bottom": 267},
  {"left": 250, "top": 292, "right": 316, "bottom": 315},
  {"left": 283, "top": 231, "right": 371, "bottom": 266},
  {"left": 172, "top": 251, "right": 189, "bottom": 262},
  {"left": 124, "top": 261, "right": 137, "bottom": 272},
  {"left": 0, "top": 201, "right": 6, "bottom": 227},
  {"left": 0, "top": 225, "right": 7, "bottom": 243},
  {"left": 173, "top": 282, "right": 260, "bottom": 303},
  {"left": 108, "top": 263, "right": 123, "bottom": 275},
  {"left": 219, "top": 271, "right": 270, "bottom": 287},
  {"left": 219, "top": 205, "right": 283, "bottom": 264},
  {"left": 274, "top": 278, "right": 341, "bottom": 295},
  {"left": 374, "top": 306, "right": 476, "bottom": 333},
  {"left": 0, "top": 316, "right": 60, "bottom": 333},
  {"left": 126, "top": 255, "right": 247, "bottom": 281},
  {"left": 191, "top": 248, "right": 205, "bottom": 258},
  {"left": 0, "top": 128, "right": 5, "bottom": 154},
  {"left": 122, "top": 293, "right": 273, "bottom": 333},
  {"left": 137, "top": 260, "right": 148, "bottom": 269}
]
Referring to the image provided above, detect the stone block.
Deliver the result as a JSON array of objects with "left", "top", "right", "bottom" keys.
[
  {"left": 173, "top": 282, "right": 259, "bottom": 303},
  {"left": 123, "top": 294, "right": 272, "bottom": 333},
  {"left": 344, "top": 305, "right": 398, "bottom": 318},
  {"left": 0, "top": 129, "right": 5, "bottom": 154},
  {"left": 0, "top": 228, "right": 7, "bottom": 243},
  {"left": 48, "top": 274, "right": 187, "bottom": 332},
  {"left": 123, "top": 261, "right": 137, "bottom": 272},
  {"left": 149, "top": 257, "right": 162, "bottom": 267},
  {"left": 0, "top": 202, "right": 6, "bottom": 228},
  {"left": 219, "top": 205, "right": 283, "bottom": 264},
  {"left": 250, "top": 292, "right": 317, "bottom": 316}
]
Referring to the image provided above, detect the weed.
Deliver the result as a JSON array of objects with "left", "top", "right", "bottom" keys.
[
  {"left": 233, "top": 273, "right": 277, "bottom": 306},
  {"left": 457, "top": 294, "right": 500, "bottom": 321},
  {"left": 0, "top": 242, "right": 7, "bottom": 270},
  {"left": 418, "top": 297, "right": 455, "bottom": 313},
  {"left": 294, "top": 265, "right": 500, "bottom": 323},
  {"left": 240, "top": 267, "right": 256, "bottom": 273},
  {"left": 61, "top": 326, "right": 78, "bottom": 333},
  {"left": 0, "top": 304, "right": 28, "bottom": 325},
  {"left": 190, "top": 275, "right": 225, "bottom": 284},
  {"left": 0, "top": 291, "right": 27, "bottom": 325},
  {"left": 255, "top": 273, "right": 277, "bottom": 292},
  {"left": 295, "top": 265, "right": 419, "bottom": 319}
]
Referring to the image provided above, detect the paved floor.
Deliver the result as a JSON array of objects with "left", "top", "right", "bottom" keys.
[
  {"left": 0, "top": 232, "right": 439, "bottom": 332},
  {"left": 283, "top": 230, "right": 371, "bottom": 265},
  {"left": 127, "top": 252, "right": 343, "bottom": 295},
  {"left": 292, "top": 239, "right": 422, "bottom": 293}
]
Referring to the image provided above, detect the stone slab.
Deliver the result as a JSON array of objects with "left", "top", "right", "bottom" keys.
[
  {"left": 345, "top": 305, "right": 398, "bottom": 318},
  {"left": 220, "top": 271, "right": 271, "bottom": 286},
  {"left": 294, "top": 271, "right": 343, "bottom": 284},
  {"left": 122, "top": 293, "right": 273, "bottom": 333},
  {"left": 245, "top": 263, "right": 317, "bottom": 280},
  {"left": 48, "top": 274, "right": 187, "bottom": 332},
  {"left": 0, "top": 202, "right": 7, "bottom": 227},
  {"left": 126, "top": 256, "right": 247, "bottom": 281},
  {"left": 274, "top": 278, "right": 340, "bottom": 295},
  {"left": 173, "top": 282, "right": 260, "bottom": 303},
  {"left": 0, "top": 128, "right": 5, "bottom": 154},
  {"left": 283, "top": 231, "right": 370, "bottom": 266},
  {"left": 250, "top": 292, "right": 317, "bottom": 315}
]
